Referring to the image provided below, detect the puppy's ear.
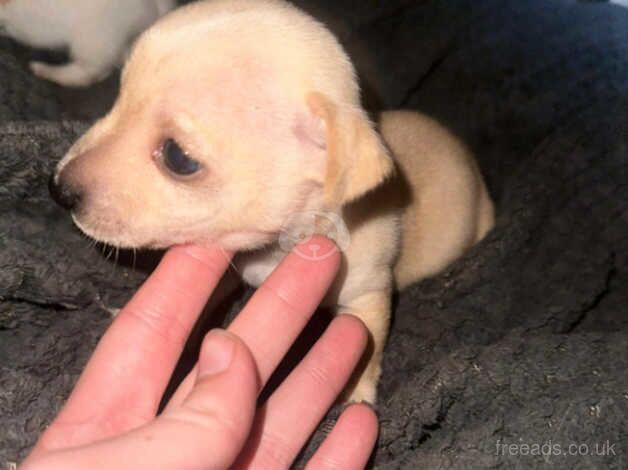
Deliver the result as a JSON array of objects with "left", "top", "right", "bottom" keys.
[{"left": 307, "top": 92, "right": 394, "bottom": 208}]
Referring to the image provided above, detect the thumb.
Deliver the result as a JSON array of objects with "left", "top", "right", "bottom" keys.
[
  {"left": 166, "top": 328, "right": 261, "bottom": 466},
  {"left": 24, "top": 329, "right": 259, "bottom": 470}
]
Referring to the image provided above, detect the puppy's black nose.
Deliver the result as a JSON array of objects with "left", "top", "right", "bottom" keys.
[{"left": 48, "top": 173, "right": 81, "bottom": 210}]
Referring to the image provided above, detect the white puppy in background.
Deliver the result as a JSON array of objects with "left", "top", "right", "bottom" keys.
[
  {"left": 49, "top": 0, "right": 494, "bottom": 403},
  {"left": 0, "top": 0, "right": 176, "bottom": 86}
]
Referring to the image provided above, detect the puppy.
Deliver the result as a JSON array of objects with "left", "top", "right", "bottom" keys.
[
  {"left": 0, "top": 0, "right": 176, "bottom": 87},
  {"left": 49, "top": 0, "right": 494, "bottom": 403}
]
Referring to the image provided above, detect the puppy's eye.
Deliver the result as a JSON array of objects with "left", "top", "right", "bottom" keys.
[{"left": 162, "top": 139, "right": 201, "bottom": 176}]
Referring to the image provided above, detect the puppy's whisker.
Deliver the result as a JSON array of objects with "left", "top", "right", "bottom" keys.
[
  {"left": 91, "top": 240, "right": 104, "bottom": 266},
  {"left": 104, "top": 245, "right": 121, "bottom": 281},
  {"left": 219, "top": 247, "right": 240, "bottom": 275},
  {"left": 104, "top": 245, "right": 114, "bottom": 263},
  {"left": 114, "top": 247, "right": 121, "bottom": 279}
]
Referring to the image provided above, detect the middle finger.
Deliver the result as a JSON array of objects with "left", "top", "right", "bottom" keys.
[{"left": 229, "top": 235, "right": 341, "bottom": 386}]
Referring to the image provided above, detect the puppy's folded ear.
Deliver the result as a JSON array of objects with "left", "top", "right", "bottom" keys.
[{"left": 307, "top": 92, "right": 394, "bottom": 208}]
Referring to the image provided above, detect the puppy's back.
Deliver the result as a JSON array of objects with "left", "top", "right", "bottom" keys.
[{"left": 380, "top": 111, "right": 494, "bottom": 288}]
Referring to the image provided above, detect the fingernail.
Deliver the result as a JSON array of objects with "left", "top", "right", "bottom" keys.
[{"left": 198, "top": 329, "right": 236, "bottom": 377}]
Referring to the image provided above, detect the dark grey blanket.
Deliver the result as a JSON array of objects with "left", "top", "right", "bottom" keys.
[{"left": 1, "top": 0, "right": 627, "bottom": 468}]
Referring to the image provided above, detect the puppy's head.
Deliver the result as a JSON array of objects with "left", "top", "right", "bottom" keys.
[{"left": 50, "top": 0, "right": 393, "bottom": 251}]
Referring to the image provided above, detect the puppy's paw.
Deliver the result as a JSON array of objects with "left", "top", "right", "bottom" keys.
[
  {"left": 341, "top": 377, "right": 378, "bottom": 404},
  {"left": 29, "top": 61, "right": 102, "bottom": 87}
]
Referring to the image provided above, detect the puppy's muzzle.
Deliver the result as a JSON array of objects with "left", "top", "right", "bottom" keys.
[{"left": 49, "top": 173, "right": 82, "bottom": 211}]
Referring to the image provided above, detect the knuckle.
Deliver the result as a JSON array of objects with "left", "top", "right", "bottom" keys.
[
  {"left": 256, "top": 429, "right": 296, "bottom": 468},
  {"left": 258, "top": 282, "right": 304, "bottom": 317}
]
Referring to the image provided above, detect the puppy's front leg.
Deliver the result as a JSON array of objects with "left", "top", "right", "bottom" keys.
[{"left": 340, "top": 288, "right": 391, "bottom": 404}]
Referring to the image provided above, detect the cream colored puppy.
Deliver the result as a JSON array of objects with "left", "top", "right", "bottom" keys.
[
  {"left": 0, "top": 0, "right": 176, "bottom": 86},
  {"left": 49, "top": 0, "right": 494, "bottom": 403}
]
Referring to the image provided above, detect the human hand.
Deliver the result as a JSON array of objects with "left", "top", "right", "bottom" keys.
[{"left": 22, "top": 236, "right": 378, "bottom": 469}]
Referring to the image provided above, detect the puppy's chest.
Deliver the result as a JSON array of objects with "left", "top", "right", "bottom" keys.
[
  {"left": 236, "top": 210, "right": 351, "bottom": 287},
  {"left": 235, "top": 245, "right": 285, "bottom": 287}
]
